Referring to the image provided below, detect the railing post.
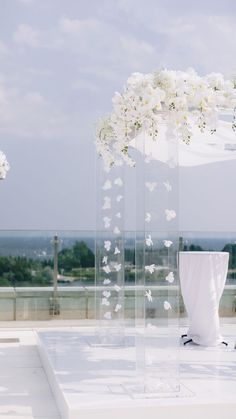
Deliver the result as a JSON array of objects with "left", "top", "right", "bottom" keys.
[{"left": 49, "top": 234, "right": 60, "bottom": 316}]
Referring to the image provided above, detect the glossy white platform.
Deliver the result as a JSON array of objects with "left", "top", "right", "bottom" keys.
[{"left": 36, "top": 326, "right": 236, "bottom": 419}]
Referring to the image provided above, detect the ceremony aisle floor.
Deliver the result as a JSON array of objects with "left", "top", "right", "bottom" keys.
[{"left": 0, "top": 321, "right": 235, "bottom": 419}]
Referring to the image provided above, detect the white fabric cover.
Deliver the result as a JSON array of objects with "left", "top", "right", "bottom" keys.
[
  {"left": 131, "top": 120, "right": 236, "bottom": 167},
  {"left": 179, "top": 251, "right": 229, "bottom": 346}
]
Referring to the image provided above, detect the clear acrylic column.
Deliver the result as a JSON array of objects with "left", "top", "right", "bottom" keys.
[
  {"left": 134, "top": 122, "right": 180, "bottom": 395},
  {"left": 95, "top": 154, "right": 125, "bottom": 346}
]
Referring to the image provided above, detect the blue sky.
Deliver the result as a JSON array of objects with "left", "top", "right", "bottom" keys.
[{"left": 0, "top": 0, "right": 236, "bottom": 231}]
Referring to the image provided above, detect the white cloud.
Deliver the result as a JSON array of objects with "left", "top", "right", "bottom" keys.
[
  {"left": 72, "top": 79, "right": 100, "bottom": 93},
  {"left": 0, "top": 77, "right": 79, "bottom": 140},
  {"left": 108, "top": 0, "right": 236, "bottom": 77},
  {"left": 26, "top": 67, "right": 52, "bottom": 77},
  {"left": 59, "top": 17, "right": 101, "bottom": 34},
  {"left": 24, "top": 92, "right": 47, "bottom": 105},
  {"left": 0, "top": 40, "right": 9, "bottom": 55},
  {"left": 13, "top": 24, "right": 41, "bottom": 47},
  {"left": 17, "top": 0, "right": 34, "bottom": 4}
]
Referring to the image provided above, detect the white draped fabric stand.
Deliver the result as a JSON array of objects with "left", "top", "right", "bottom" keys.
[
  {"left": 179, "top": 251, "right": 229, "bottom": 346},
  {"left": 131, "top": 120, "right": 236, "bottom": 167}
]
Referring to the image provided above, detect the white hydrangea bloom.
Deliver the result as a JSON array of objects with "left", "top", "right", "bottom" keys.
[{"left": 0, "top": 151, "right": 10, "bottom": 180}]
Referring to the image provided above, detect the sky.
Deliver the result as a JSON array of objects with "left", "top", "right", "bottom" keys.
[{"left": 0, "top": 0, "right": 236, "bottom": 232}]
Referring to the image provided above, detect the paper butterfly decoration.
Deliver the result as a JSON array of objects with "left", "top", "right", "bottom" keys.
[
  {"left": 114, "top": 246, "right": 120, "bottom": 255},
  {"left": 145, "top": 182, "right": 157, "bottom": 192},
  {"left": 145, "top": 264, "right": 156, "bottom": 274},
  {"left": 164, "top": 301, "right": 172, "bottom": 310},
  {"left": 104, "top": 240, "right": 111, "bottom": 251},
  {"left": 114, "top": 226, "right": 121, "bottom": 235},
  {"left": 103, "top": 290, "right": 111, "bottom": 298},
  {"left": 145, "top": 289, "right": 153, "bottom": 302},
  {"left": 147, "top": 323, "right": 157, "bottom": 330},
  {"left": 116, "top": 195, "right": 123, "bottom": 202},
  {"left": 102, "top": 180, "right": 112, "bottom": 190},
  {"left": 163, "top": 240, "right": 173, "bottom": 248},
  {"left": 104, "top": 311, "right": 112, "bottom": 320},
  {"left": 145, "top": 212, "right": 151, "bottom": 223},
  {"left": 163, "top": 181, "right": 172, "bottom": 192},
  {"left": 102, "top": 196, "right": 111, "bottom": 210},
  {"left": 102, "top": 298, "right": 110, "bottom": 306},
  {"left": 103, "top": 278, "right": 111, "bottom": 285},
  {"left": 103, "top": 265, "right": 111, "bottom": 274},
  {"left": 102, "top": 256, "right": 108, "bottom": 265},
  {"left": 114, "top": 284, "right": 121, "bottom": 292},
  {"left": 114, "top": 304, "right": 122, "bottom": 312},
  {"left": 165, "top": 272, "right": 175, "bottom": 283},
  {"left": 116, "top": 212, "right": 121, "bottom": 219},
  {"left": 103, "top": 217, "right": 111, "bottom": 228},
  {"left": 146, "top": 234, "right": 153, "bottom": 247},
  {"left": 114, "top": 177, "right": 123, "bottom": 187},
  {"left": 114, "top": 263, "right": 122, "bottom": 272},
  {"left": 165, "top": 209, "right": 176, "bottom": 221}
]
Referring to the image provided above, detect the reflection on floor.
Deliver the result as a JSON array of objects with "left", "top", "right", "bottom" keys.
[{"left": 37, "top": 324, "right": 236, "bottom": 419}]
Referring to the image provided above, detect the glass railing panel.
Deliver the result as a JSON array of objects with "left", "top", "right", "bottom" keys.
[{"left": 0, "top": 230, "right": 235, "bottom": 321}]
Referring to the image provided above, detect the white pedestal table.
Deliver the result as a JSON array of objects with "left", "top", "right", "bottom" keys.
[{"left": 179, "top": 251, "right": 229, "bottom": 346}]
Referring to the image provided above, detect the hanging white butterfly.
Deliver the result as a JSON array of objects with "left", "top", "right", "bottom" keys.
[
  {"left": 114, "top": 226, "right": 120, "bottom": 235},
  {"left": 104, "top": 240, "right": 111, "bottom": 251},
  {"left": 103, "top": 217, "right": 111, "bottom": 228},
  {"left": 145, "top": 182, "right": 157, "bottom": 192},
  {"left": 145, "top": 264, "right": 156, "bottom": 274},
  {"left": 163, "top": 240, "right": 173, "bottom": 248},
  {"left": 116, "top": 195, "right": 123, "bottom": 202},
  {"left": 164, "top": 301, "right": 172, "bottom": 310},
  {"left": 102, "top": 180, "right": 112, "bottom": 190},
  {"left": 165, "top": 272, "right": 175, "bottom": 283},
  {"left": 147, "top": 323, "right": 157, "bottom": 330},
  {"left": 165, "top": 209, "right": 176, "bottom": 221},
  {"left": 145, "top": 289, "right": 153, "bottom": 302},
  {"left": 101, "top": 298, "right": 110, "bottom": 306},
  {"left": 103, "top": 265, "right": 111, "bottom": 274},
  {"left": 116, "top": 212, "right": 122, "bottom": 219},
  {"left": 114, "top": 284, "right": 121, "bottom": 292},
  {"left": 114, "top": 263, "right": 121, "bottom": 272},
  {"left": 114, "top": 177, "right": 123, "bottom": 187},
  {"left": 145, "top": 234, "right": 153, "bottom": 247},
  {"left": 102, "top": 256, "right": 108, "bottom": 265},
  {"left": 163, "top": 181, "right": 172, "bottom": 192},
  {"left": 103, "top": 278, "right": 111, "bottom": 285},
  {"left": 145, "top": 212, "right": 151, "bottom": 223},
  {"left": 104, "top": 311, "right": 112, "bottom": 320},
  {"left": 102, "top": 196, "right": 111, "bottom": 210},
  {"left": 114, "top": 304, "right": 122, "bottom": 312},
  {"left": 114, "top": 246, "right": 121, "bottom": 255},
  {"left": 103, "top": 290, "right": 111, "bottom": 298}
]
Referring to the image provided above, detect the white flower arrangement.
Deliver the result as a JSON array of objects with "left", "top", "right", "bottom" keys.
[
  {"left": 96, "top": 69, "right": 236, "bottom": 168},
  {"left": 0, "top": 151, "right": 10, "bottom": 180}
]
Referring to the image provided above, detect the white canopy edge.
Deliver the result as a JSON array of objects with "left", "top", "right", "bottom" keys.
[{"left": 130, "top": 120, "right": 236, "bottom": 167}]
